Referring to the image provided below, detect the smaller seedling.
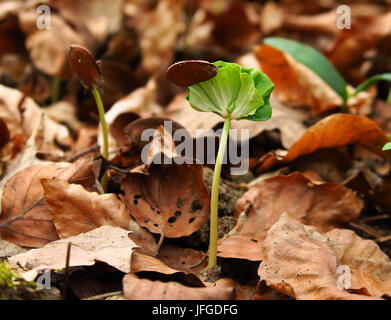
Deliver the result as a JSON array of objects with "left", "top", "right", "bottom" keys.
[
  {"left": 166, "top": 60, "right": 274, "bottom": 269},
  {"left": 264, "top": 37, "right": 391, "bottom": 108},
  {"left": 68, "top": 44, "right": 108, "bottom": 191},
  {"left": 383, "top": 135, "right": 391, "bottom": 151}
]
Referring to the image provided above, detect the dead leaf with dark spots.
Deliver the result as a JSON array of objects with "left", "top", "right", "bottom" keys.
[
  {"left": 121, "top": 125, "right": 210, "bottom": 253},
  {"left": 8, "top": 225, "right": 138, "bottom": 273},
  {"left": 217, "top": 172, "right": 363, "bottom": 261},
  {"left": 256, "top": 114, "right": 391, "bottom": 174},
  {"left": 121, "top": 160, "right": 210, "bottom": 239},
  {"left": 258, "top": 213, "right": 390, "bottom": 300},
  {"left": 122, "top": 273, "right": 234, "bottom": 300}
]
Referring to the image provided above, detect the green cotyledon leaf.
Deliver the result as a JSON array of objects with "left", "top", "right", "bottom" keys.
[{"left": 186, "top": 61, "right": 274, "bottom": 121}]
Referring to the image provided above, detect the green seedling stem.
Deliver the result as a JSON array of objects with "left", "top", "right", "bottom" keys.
[
  {"left": 91, "top": 87, "right": 108, "bottom": 191},
  {"left": 209, "top": 116, "right": 231, "bottom": 268}
]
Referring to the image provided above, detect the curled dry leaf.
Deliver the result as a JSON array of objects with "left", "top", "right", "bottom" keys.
[
  {"left": 41, "top": 178, "right": 157, "bottom": 255},
  {"left": 123, "top": 274, "right": 234, "bottom": 300},
  {"left": 0, "top": 157, "right": 93, "bottom": 247},
  {"left": 157, "top": 244, "right": 207, "bottom": 275},
  {"left": 258, "top": 213, "right": 390, "bottom": 300},
  {"left": 131, "top": 251, "right": 205, "bottom": 288},
  {"left": 0, "top": 84, "right": 72, "bottom": 157},
  {"left": 217, "top": 172, "right": 363, "bottom": 261},
  {"left": 8, "top": 226, "right": 138, "bottom": 273},
  {"left": 256, "top": 114, "right": 391, "bottom": 174},
  {"left": 254, "top": 45, "right": 372, "bottom": 115}
]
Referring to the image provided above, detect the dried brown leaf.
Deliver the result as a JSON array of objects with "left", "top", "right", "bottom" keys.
[
  {"left": 0, "top": 157, "right": 94, "bottom": 247},
  {"left": 123, "top": 273, "right": 234, "bottom": 300},
  {"left": 121, "top": 159, "right": 210, "bottom": 239},
  {"left": 8, "top": 225, "right": 138, "bottom": 273},
  {"left": 217, "top": 173, "right": 363, "bottom": 261},
  {"left": 258, "top": 213, "right": 389, "bottom": 300},
  {"left": 254, "top": 45, "right": 372, "bottom": 115},
  {"left": 256, "top": 114, "right": 391, "bottom": 174}
]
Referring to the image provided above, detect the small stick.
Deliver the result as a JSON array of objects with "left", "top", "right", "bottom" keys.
[
  {"left": 376, "top": 234, "right": 391, "bottom": 243},
  {"left": 66, "top": 145, "right": 100, "bottom": 162},
  {"left": 62, "top": 242, "right": 72, "bottom": 300},
  {"left": 360, "top": 214, "right": 389, "bottom": 223},
  {"left": 349, "top": 222, "right": 381, "bottom": 238}
]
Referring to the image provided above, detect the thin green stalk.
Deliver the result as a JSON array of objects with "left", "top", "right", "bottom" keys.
[
  {"left": 91, "top": 87, "right": 108, "bottom": 192},
  {"left": 387, "top": 87, "right": 391, "bottom": 104},
  {"left": 208, "top": 116, "right": 231, "bottom": 269},
  {"left": 50, "top": 75, "right": 61, "bottom": 105}
]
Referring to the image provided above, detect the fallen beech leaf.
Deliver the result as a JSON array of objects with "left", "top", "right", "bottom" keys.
[
  {"left": 0, "top": 157, "right": 94, "bottom": 247},
  {"left": 256, "top": 114, "right": 391, "bottom": 173},
  {"left": 8, "top": 226, "right": 138, "bottom": 273},
  {"left": 157, "top": 244, "right": 207, "bottom": 275},
  {"left": 206, "top": 278, "right": 256, "bottom": 300},
  {"left": 41, "top": 179, "right": 130, "bottom": 237},
  {"left": 325, "top": 228, "right": 391, "bottom": 298},
  {"left": 121, "top": 126, "right": 210, "bottom": 241},
  {"left": 131, "top": 251, "right": 204, "bottom": 287},
  {"left": 41, "top": 178, "right": 157, "bottom": 255},
  {"left": 121, "top": 159, "right": 210, "bottom": 239},
  {"left": 217, "top": 173, "right": 363, "bottom": 261},
  {"left": 258, "top": 213, "right": 388, "bottom": 300},
  {"left": 0, "top": 84, "right": 72, "bottom": 157},
  {"left": 123, "top": 274, "right": 234, "bottom": 300},
  {"left": 254, "top": 44, "right": 371, "bottom": 114}
]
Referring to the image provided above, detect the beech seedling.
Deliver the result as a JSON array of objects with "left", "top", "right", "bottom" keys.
[
  {"left": 166, "top": 60, "right": 274, "bottom": 269},
  {"left": 68, "top": 44, "right": 108, "bottom": 191}
]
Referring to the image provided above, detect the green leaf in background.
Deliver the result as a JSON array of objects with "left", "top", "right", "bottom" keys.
[
  {"left": 264, "top": 37, "right": 348, "bottom": 103},
  {"left": 383, "top": 142, "right": 391, "bottom": 151},
  {"left": 186, "top": 61, "right": 274, "bottom": 121},
  {"left": 352, "top": 73, "right": 391, "bottom": 97}
]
